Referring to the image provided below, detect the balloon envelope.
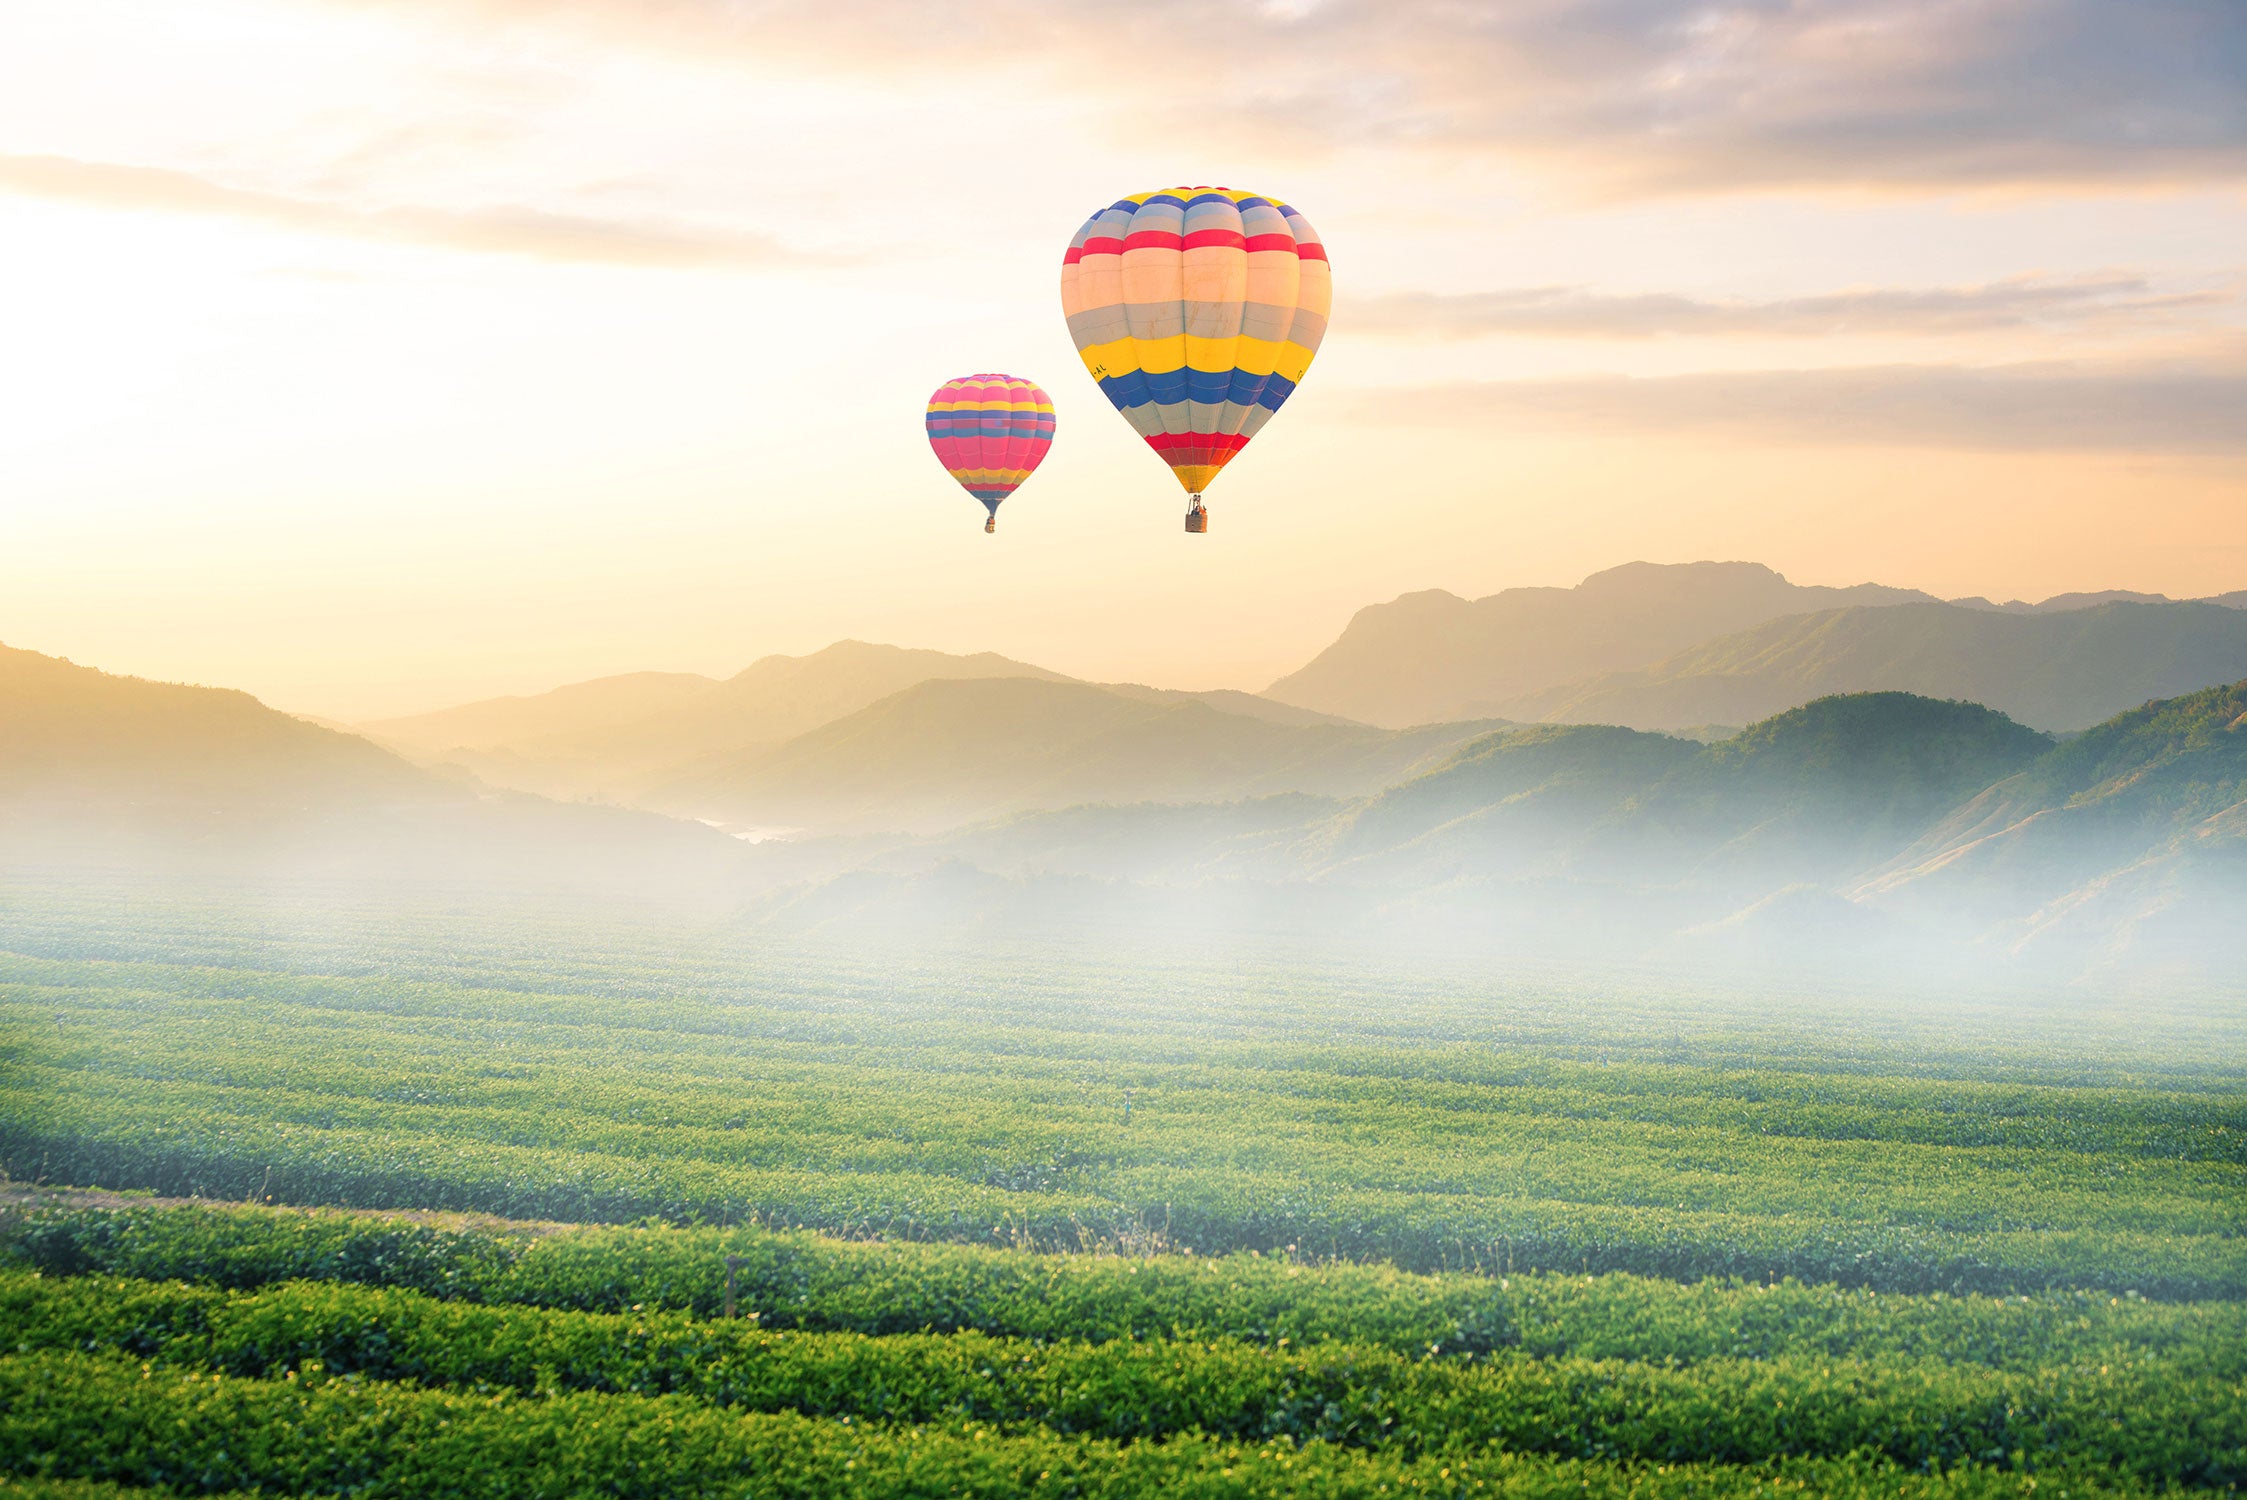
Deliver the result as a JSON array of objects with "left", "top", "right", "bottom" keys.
[
  {"left": 924, "top": 374, "right": 1056, "bottom": 520},
  {"left": 1060, "top": 187, "right": 1329, "bottom": 499}
]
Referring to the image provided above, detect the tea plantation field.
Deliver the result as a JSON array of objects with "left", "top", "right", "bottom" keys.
[{"left": 1, "top": 881, "right": 2241, "bottom": 1496}]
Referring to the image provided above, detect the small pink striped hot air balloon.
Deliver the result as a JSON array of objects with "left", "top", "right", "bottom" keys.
[{"left": 924, "top": 374, "right": 1056, "bottom": 533}]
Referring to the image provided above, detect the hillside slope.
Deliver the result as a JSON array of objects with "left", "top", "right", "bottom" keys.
[
  {"left": 1862, "top": 680, "right": 2247, "bottom": 934},
  {"left": 0, "top": 644, "right": 746, "bottom": 893},
  {"left": 1514, "top": 601, "right": 2247, "bottom": 732},
  {"left": 1265, "top": 561, "right": 1935, "bottom": 727},
  {"left": 2, "top": 644, "right": 428, "bottom": 807},
  {"left": 359, "top": 641, "right": 1077, "bottom": 801},
  {"left": 644, "top": 677, "right": 1498, "bottom": 834},
  {"left": 359, "top": 671, "right": 721, "bottom": 758}
]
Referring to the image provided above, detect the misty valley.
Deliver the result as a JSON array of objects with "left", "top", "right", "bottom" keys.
[{"left": 3, "top": 560, "right": 2244, "bottom": 1497}]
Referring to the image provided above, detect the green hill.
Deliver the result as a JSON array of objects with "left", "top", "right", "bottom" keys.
[
  {"left": 1515, "top": 601, "right": 2247, "bottom": 732},
  {"left": 1863, "top": 679, "right": 2247, "bottom": 925},
  {"left": 880, "top": 691, "right": 2051, "bottom": 902},
  {"left": 1307, "top": 693, "right": 2048, "bottom": 891},
  {"left": 1611, "top": 693, "right": 2054, "bottom": 886},
  {"left": 1314, "top": 724, "right": 1694, "bottom": 881}
]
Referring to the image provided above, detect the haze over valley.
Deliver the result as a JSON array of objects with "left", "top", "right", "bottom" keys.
[{"left": 9, "top": 558, "right": 2244, "bottom": 986}]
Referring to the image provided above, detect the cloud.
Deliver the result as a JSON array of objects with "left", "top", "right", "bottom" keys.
[
  {"left": 402, "top": 0, "right": 2247, "bottom": 194},
  {"left": 1351, "top": 357, "right": 2247, "bottom": 454},
  {"left": 1353, "top": 275, "right": 2236, "bottom": 339},
  {"left": 0, "top": 152, "right": 809, "bottom": 268}
]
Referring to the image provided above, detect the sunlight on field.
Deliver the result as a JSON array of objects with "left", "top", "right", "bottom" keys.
[{"left": 2, "top": 879, "right": 2241, "bottom": 1496}]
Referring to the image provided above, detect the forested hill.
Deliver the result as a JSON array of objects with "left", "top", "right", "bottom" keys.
[
  {"left": 1863, "top": 679, "right": 2247, "bottom": 932},
  {"left": 783, "top": 687, "right": 2243, "bottom": 974}
]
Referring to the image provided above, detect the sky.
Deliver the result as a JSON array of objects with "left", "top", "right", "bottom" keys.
[{"left": 1, "top": 0, "right": 2243, "bottom": 718}]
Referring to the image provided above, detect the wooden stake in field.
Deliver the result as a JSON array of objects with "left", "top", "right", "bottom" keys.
[{"left": 723, "top": 1255, "right": 743, "bottom": 1320}]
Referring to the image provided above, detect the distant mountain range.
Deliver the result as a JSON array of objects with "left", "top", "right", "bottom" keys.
[
  {"left": 1265, "top": 563, "right": 2247, "bottom": 732},
  {"left": 359, "top": 642, "right": 1076, "bottom": 802},
  {"left": 1264, "top": 561, "right": 1936, "bottom": 727},
  {"left": 896, "top": 692, "right": 2055, "bottom": 899},
  {"left": 1514, "top": 600, "right": 2247, "bottom": 732},
  {"left": 0, "top": 645, "right": 744, "bottom": 894},
  {"left": 808, "top": 684, "right": 2246, "bottom": 974},
  {"left": 640, "top": 677, "right": 1500, "bottom": 835},
  {"left": 348, "top": 564, "right": 2247, "bottom": 828},
  {"left": 5, "top": 635, "right": 2245, "bottom": 979},
  {"left": 9, "top": 552, "right": 2246, "bottom": 981}
]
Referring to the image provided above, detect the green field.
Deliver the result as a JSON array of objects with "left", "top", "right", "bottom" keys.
[{"left": 2, "top": 881, "right": 2242, "bottom": 1496}]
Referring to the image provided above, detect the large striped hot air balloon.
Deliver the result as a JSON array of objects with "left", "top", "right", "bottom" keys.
[
  {"left": 1060, "top": 187, "right": 1329, "bottom": 533},
  {"left": 925, "top": 374, "right": 1056, "bottom": 533}
]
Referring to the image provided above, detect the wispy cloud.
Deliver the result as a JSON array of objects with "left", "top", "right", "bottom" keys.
[
  {"left": 1353, "top": 275, "right": 2236, "bottom": 340},
  {"left": 0, "top": 152, "right": 810, "bottom": 268},
  {"left": 1352, "top": 357, "right": 2247, "bottom": 454},
  {"left": 406, "top": 0, "right": 2247, "bottom": 194}
]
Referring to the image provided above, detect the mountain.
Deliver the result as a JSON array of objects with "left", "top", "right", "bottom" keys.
[
  {"left": 643, "top": 676, "right": 1502, "bottom": 835},
  {"left": 1311, "top": 693, "right": 2049, "bottom": 893},
  {"left": 359, "top": 671, "right": 721, "bottom": 759},
  {"left": 1312, "top": 723, "right": 1696, "bottom": 883},
  {"left": 1512, "top": 601, "right": 2247, "bottom": 733},
  {"left": 1600, "top": 693, "right": 2052, "bottom": 887},
  {"left": 870, "top": 692, "right": 2045, "bottom": 896},
  {"left": 358, "top": 642, "right": 1076, "bottom": 801},
  {"left": 2, "top": 644, "right": 428, "bottom": 808},
  {"left": 1264, "top": 562, "right": 1938, "bottom": 728},
  {"left": 0, "top": 644, "right": 746, "bottom": 894},
  {"left": 1861, "top": 680, "right": 2247, "bottom": 935},
  {"left": 763, "top": 690, "right": 2094, "bottom": 966},
  {"left": 1951, "top": 589, "right": 2247, "bottom": 613},
  {"left": 1950, "top": 589, "right": 2167, "bottom": 613}
]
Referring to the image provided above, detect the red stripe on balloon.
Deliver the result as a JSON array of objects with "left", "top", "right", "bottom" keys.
[{"left": 1144, "top": 432, "right": 1249, "bottom": 455}]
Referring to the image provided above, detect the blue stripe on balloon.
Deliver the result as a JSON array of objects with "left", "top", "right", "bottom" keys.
[
  {"left": 1223, "top": 368, "right": 1273, "bottom": 410},
  {"left": 1182, "top": 368, "right": 1234, "bottom": 404},
  {"left": 1097, "top": 370, "right": 1154, "bottom": 411},
  {"left": 1258, "top": 374, "right": 1297, "bottom": 410},
  {"left": 1141, "top": 367, "right": 1189, "bottom": 404}
]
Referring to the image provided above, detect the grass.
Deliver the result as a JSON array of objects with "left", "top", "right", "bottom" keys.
[{"left": 2, "top": 877, "right": 2241, "bottom": 1495}]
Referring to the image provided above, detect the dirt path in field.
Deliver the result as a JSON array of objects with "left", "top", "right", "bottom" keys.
[{"left": 0, "top": 1183, "right": 580, "bottom": 1238}]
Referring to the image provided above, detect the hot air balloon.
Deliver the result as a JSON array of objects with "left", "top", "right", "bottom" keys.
[
  {"left": 924, "top": 374, "right": 1056, "bottom": 533},
  {"left": 1060, "top": 187, "right": 1329, "bottom": 533}
]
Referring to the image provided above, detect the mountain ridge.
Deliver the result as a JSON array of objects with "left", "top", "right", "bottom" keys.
[
  {"left": 1514, "top": 600, "right": 2247, "bottom": 732},
  {"left": 1264, "top": 561, "right": 1941, "bottom": 727}
]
